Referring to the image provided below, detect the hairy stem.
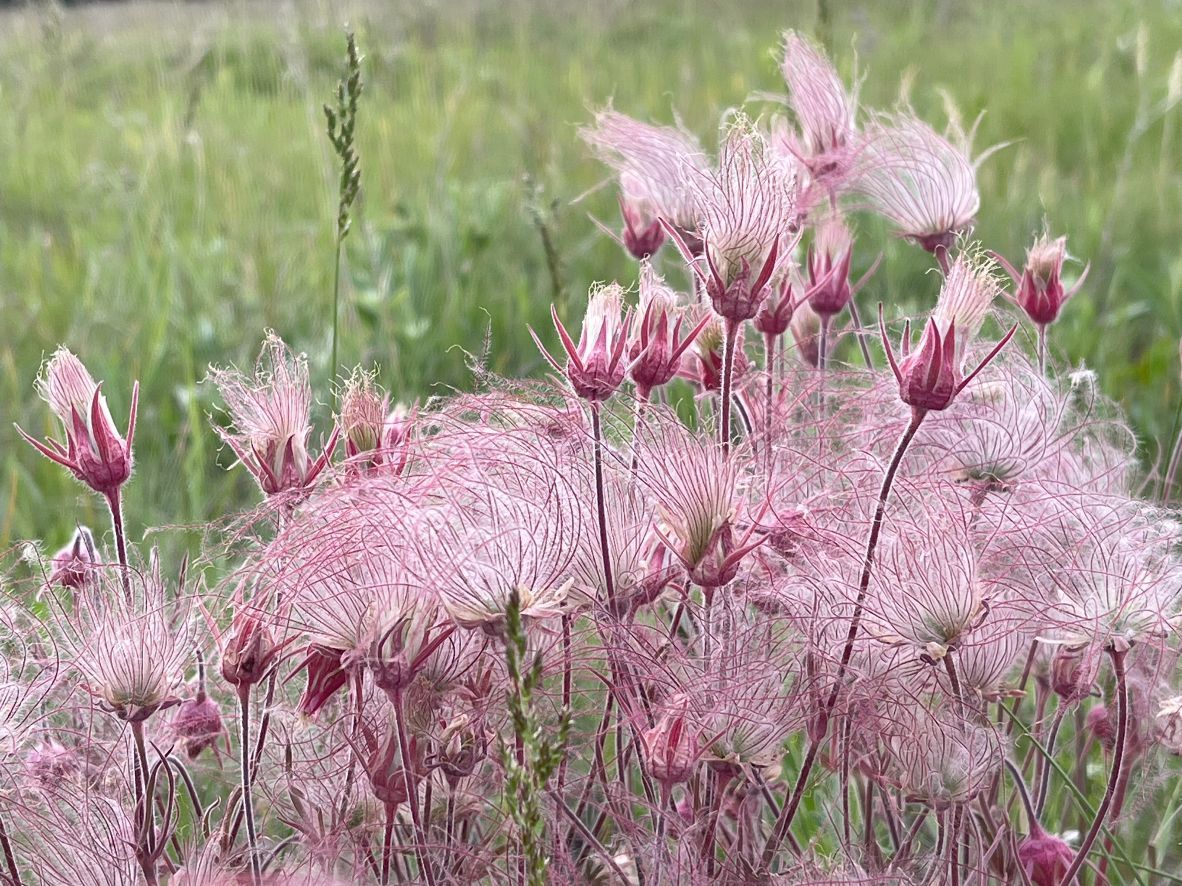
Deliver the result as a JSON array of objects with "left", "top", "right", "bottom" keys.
[
  {"left": 719, "top": 318, "right": 739, "bottom": 455},
  {"left": 1037, "top": 323, "right": 1048, "bottom": 376},
  {"left": 0, "top": 810, "right": 20, "bottom": 886},
  {"left": 590, "top": 405, "right": 616, "bottom": 604},
  {"left": 105, "top": 489, "right": 132, "bottom": 603},
  {"left": 380, "top": 802, "right": 396, "bottom": 886},
  {"left": 760, "top": 409, "right": 925, "bottom": 870},
  {"left": 1059, "top": 644, "right": 1129, "bottom": 884},
  {"left": 1035, "top": 703, "right": 1068, "bottom": 817},
  {"left": 237, "top": 688, "right": 262, "bottom": 885},
  {"left": 393, "top": 687, "right": 436, "bottom": 886}
]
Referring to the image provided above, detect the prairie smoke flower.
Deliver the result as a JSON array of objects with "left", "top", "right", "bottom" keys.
[
  {"left": 780, "top": 31, "right": 859, "bottom": 195},
  {"left": 533, "top": 283, "right": 630, "bottom": 402},
  {"left": 628, "top": 262, "right": 709, "bottom": 399},
  {"left": 789, "top": 300, "right": 822, "bottom": 367},
  {"left": 46, "top": 526, "right": 100, "bottom": 592},
  {"left": 1155, "top": 694, "right": 1182, "bottom": 753},
  {"left": 420, "top": 457, "right": 581, "bottom": 634},
  {"left": 880, "top": 250, "right": 1014, "bottom": 415},
  {"left": 637, "top": 416, "right": 761, "bottom": 589},
  {"left": 209, "top": 333, "right": 338, "bottom": 498},
  {"left": 639, "top": 696, "right": 704, "bottom": 786},
  {"left": 58, "top": 566, "right": 192, "bottom": 722},
  {"left": 855, "top": 111, "right": 991, "bottom": 259},
  {"left": 869, "top": 501, "right": 984, "bottom": 661},
  {"left": 672, "top": 122, "right": 797, "bottom": 322},
  {"left": 17, "top": 347, "right": 138, "bottom": 498},
  {"left": 171, "top": 689, "right": 225, "bottom": 759},
  {"left": 219, "top": 607, "right": 282, "bottom": 691},
  {"left": 996, "top": 231, "right": 1089, "bottom": 329},
  {"left": 754, "top": 272, "right": 798, "bottom": 340},
  {"left": 805, "top": 212, "right": 854, "bottom": 318},
  {"left": 580, "top": 108, "right": 708, "bottom": 252},
  {"left": 339, "top": 367, "right": 386, "bottom": 463},
  {"left": 883, "top": 708, "right": 1002, "bottom": 809}
]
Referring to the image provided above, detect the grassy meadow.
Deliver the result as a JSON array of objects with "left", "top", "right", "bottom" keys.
[{"left": 3, "top": 0, "right": 1182, "bottom": 562}]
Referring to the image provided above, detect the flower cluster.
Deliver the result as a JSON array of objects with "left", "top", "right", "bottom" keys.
[{"left": 6, "top": 25, "right": 1181, "bottom": 886}]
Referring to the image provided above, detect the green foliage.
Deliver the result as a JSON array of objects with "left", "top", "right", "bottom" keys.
[{"left": 498, "top": 589, "right": 571, "bottom": 886}]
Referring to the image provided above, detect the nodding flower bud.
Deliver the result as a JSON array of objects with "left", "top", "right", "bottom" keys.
[
  {"left": 1087, "top": 703, "right": 1116, "bottom": 752},
  {"left": 995, "top": 232, "right": 1088, "bottom": 328},
  {"left": 1050, "top": 643, "right": 1101, "bottom": 703},
  {"left": 628, "top": 263, "right": 709, "bottom": 399},
  {"left": 220, "top": 613, "right": 278, "bottom": 691},
  {"left": 881, "top": 250, "right": 1015, "bottom": 415},
  {"left": 436, "top": 714, "right": 490, "bottom": 784},
  {"left": 805, "top": 214, "right": 854, "bottom": 318},
  {"left": 172, "top": 690, "right": 226, "bottom": 760},
  {"left": 640, "top": 699, "right": 702, "bottom": 786},
  {"left": 362, "top": 725, "right": 419, "bottom": 810},
  {"left": 532, "top": 284, "right": 631, "bottom": 402},
  {"left": 1018, "top": 824, "right": 1077, "bottom": 886},
  {"left": 620, "top": 196, "right": 666, "bottom": 260},
  {"left": 790, "top": 302, "right": 822, "bottom": 368},
  {"left": 297, "top": 645, "right": 349, "bottom": 718},
  {"left": 47, "top": 527, "right": 100, "bottom": 592},
  {"left": 18, "top": 348, "right": 138, "bottom": 499}
]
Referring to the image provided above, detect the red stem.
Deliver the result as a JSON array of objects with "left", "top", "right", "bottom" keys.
[
  {"left": 760, "top": 409, "right": 926, "bottom": 870},
  {"left": 719, "top": 319, "right": 739, "bottom": 455}
]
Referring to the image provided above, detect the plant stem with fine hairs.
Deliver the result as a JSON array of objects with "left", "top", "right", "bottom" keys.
[
  {"left": 590, "top": 404, "right": 616, "bottom": 604},
  {"left": 105, "top": 490, "right": 131, "bottom": 603},
  {"left": 1059, "top": 643, "right": 1130, "bottom": 884},
  {"left": 393, "top": 687, "right": 436, "bottom": 886},
  {"left": 761, "top": 408, "right": 926, "bottom": 871},
  {"left": 380, "top": 803, "right": 396, "bottom": 886},
  {"left": 0, "top": 810, "right": 20, "bottom": 886},
  {"left": 237, "top": 688, "right": 262, "bottom": 885},
  {"left": 1037, "top": 324, "right": 1048, "bottom": 375},
  {"left": 719, "top": 318, "right": 739, "bottom": 455}
]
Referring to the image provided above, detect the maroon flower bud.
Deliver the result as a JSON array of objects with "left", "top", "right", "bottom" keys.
[
  {"left": 172, "top": 691, "right": 226, "bottom": 759},
  {"left": 363, "top": 727, "right": 418, "bottom": 810},
  {"left": 620, "top": 197, "right": 665, "bottom": 260},
  {"left": 805, "top": 215, "right": 854, "bottom": 318},
  {"left": 17, "top": 349, "right": 138, "bottom": 498},
  {"left": 628, "top": 264, "right": 709, "bottom": 399},
  {"left": 47, "top": 527, "right": 100, "bottom": 591},
  {"left": 754, "top": 276, "right": 797, "bottom": 339},
  {"left": 532, "top": 285, "right": 631, "bottom": 402},
  {"left": 297, "top": 645, "right": 349, "bottom": 718},
  {"left": 1087, "top": 703, "right": 1116, "bottom": 753},
  {"left": 436, "top": 716, "right": 490, "bottom": 784},
  {"left": 220, "top": 613, "right": 278, "bottom": 690},
  {"left": 640, "top": 702, "right": 702, "bottom": 786},
  {"left": 1050, "top": 644, "right": 1101, "bottom": 703},
  {"left": 1018, "top": 824, "right": 1077, "bottom": 886},
  {"left": 995, "top": 233, "right": 1088, "bottom": 329}
]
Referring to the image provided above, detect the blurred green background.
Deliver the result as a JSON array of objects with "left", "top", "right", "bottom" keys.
[{"left": 3, "top": 0, "right": 1181, "bottom": 561}]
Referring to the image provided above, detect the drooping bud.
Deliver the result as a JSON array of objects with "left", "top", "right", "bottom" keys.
[
  {"left": 640, "top": 699, "right": 702, "bottom": 786},
  {"left": 436, "top": 714, "right": 490, "bottom": 784},
  {"left": 687, "top": 314, "right": 752, "bottom": 392},
  {"left": 17, "top": 348, "right": 138, "bottom": 498},
  {"left": 1017, "top": 824, "right": 1077, "bottom": 886},
  {"left": 297, "top": 645, "right": 350, "bottom": 718},
  {"left": 789, "top": 301, "right": 822, "bottom": 368},
  {"left": 172, "top": 691, "right": 226, "bottom": 760},
  {"left": 1050, "top": 643, "right": 1101, "bottom": 703},
  {"left": 1087, "top": 703, "right": 1116, "bottom": 752},
  {"left": 754, "top": 274, "right": 798, "bottom": 339},
  {"left": 1156, "top": 695, "right": 1182, "bottom": 754},
  {"left": 47, "top": 527, "right": 101, "bottom": 592},
  {"left": 363, "top": 724, "right": 418, "bottom": 810},
  {"left": 619, "top": 195, "right": 665, "bottom": 260}
]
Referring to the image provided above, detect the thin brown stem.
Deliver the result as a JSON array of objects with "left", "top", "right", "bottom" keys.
[
  {"left": 719, "top": 318, "right": 739, "bottom": 455},
  {"left": 0, "top": 812, "right": 19, "bottom": 886},
  {"left": 237, "top": 688, "right": 262, "bottom": 885},
  {"left": 106, "top": 489, "right": 132, "bottom": 603}
]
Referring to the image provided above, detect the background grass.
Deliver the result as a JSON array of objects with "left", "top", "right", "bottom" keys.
[{"left": 3, "top": 0, "right": 1182, "bottom": 564}]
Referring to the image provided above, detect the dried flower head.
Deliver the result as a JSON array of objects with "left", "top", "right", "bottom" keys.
[{"left": 209, "top": 332, "right": 338, "bottom": 497}]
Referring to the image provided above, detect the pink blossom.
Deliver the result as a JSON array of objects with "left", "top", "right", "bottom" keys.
[
  {"left": 995, "top": 230, "right": 1090, "bottom": 328},
  {"left": 17, "top": 347, "right": 138, "bottom": 497},
  {"left": 533, "top": 283, "right": 631, "bottom": 402},
  {"left": 209, "top": 332, "right": 338, "bottom": 497}
]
